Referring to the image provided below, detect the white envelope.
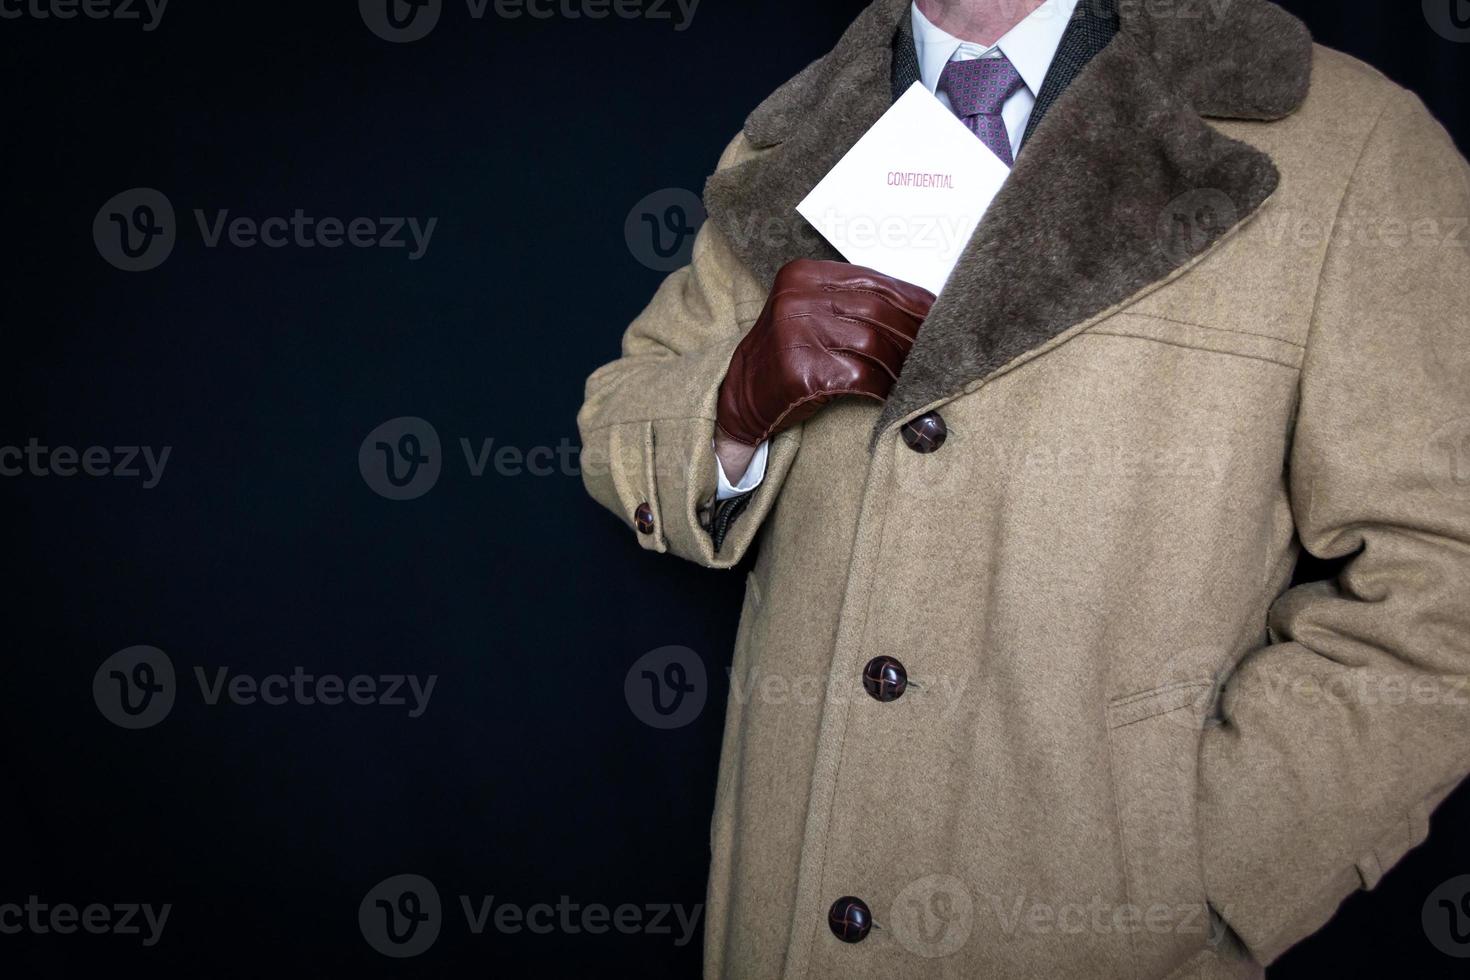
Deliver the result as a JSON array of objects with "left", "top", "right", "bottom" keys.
[{"left": 796, "top": 81, "right": 1012, "bottom": 296}]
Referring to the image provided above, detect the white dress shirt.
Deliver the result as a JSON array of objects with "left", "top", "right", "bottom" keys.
[{"left": 715, "top": 0, "right": 1076, "bottom": 499}]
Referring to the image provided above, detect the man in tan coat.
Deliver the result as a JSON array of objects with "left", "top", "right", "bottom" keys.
[{"left": 578, "top": 0, "right": 1470, "bottom": 976}]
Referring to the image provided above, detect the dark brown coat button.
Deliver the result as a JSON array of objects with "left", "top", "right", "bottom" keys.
[
  {"left": 901, "top": 411, "right": 947, "bottom": 453},
  {"left": 862, "top": 656, "right": 908, "bottom": 702},
  {"left": 828, "top": 896, "right": 872, "bottom": 943},
  {"left": 634, "top": 503, "right": 655, "bottom": 535}
]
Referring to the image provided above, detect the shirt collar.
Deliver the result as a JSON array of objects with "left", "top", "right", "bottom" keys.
[{"left": 910, "top": 0, "right": 1079, "bottom": 97}]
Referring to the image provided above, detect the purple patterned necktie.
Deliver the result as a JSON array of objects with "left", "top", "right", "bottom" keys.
[{"left": 936, "top": 54, "right": 1027, "bottom": 167}]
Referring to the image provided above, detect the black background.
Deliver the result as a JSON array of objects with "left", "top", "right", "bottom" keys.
[{"left": 2, "top": 0, "right": 1468, "bottom": 976}]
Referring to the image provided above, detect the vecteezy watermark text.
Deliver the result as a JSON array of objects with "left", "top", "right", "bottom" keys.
[
  {"left": 0, "top": 0, "right": 167, "bottom": 30},
  {"left": 94, "top": 188, "right": 437, "bottom": 271},
  {"left": 360, "top": 417, "right": 596, "bottom": 500},
  {"left": 0, "top": 440, "right": 170, "bottom": 488},
  {"left": 360, "top": 0, "right": 700, "bottom": 43},
  {"left": 94, "top": 646, "right": 438, "bottom": 729},
  {"left": 358, "top": 874, "right": 701, "bottom": 958},
  {"left": 194, "top": 667, "right": 436, "bottom": 718},
  {"left": 193, "top": 210, "right": 437, "bottom": 260},
  {"left": 0, "top": 897, "right": 171, "bottom": 947}
]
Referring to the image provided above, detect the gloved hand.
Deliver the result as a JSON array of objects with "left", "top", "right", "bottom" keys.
[{"left": 715, "top": 259, "right": 936, "bottom": 454}]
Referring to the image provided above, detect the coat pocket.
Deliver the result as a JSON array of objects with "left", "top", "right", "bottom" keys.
[
  {"left": 1085, "top": 312, "right": 1306, "bottom": 372},
  {"left": 1105, "top": 683, "right": 1222, "bottom": 978}
]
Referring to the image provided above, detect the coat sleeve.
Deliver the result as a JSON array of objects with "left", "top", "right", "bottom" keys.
[
  {"left": 576, "top": 135, "right": 800, "bottom": 568},
  {"left": 1197, "top": 90, "right": 1470, "bottom": 963}
]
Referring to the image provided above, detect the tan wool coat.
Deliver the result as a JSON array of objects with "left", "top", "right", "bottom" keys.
[{"left": 578, "top": 1, "right": 1470, "bottom": 977}]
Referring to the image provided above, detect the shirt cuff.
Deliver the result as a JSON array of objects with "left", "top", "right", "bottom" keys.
[{"left": 714, "top": 439, "right": 769, "bottom": 500}]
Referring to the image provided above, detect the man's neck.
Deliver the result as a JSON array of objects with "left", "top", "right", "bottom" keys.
[{"left": 915, "top": 0, "right": 1047, "bottom": 46}]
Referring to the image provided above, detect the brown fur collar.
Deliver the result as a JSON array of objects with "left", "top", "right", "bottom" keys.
[{"left": 702, "top": 0, "right": 1312, "bottom": 443}]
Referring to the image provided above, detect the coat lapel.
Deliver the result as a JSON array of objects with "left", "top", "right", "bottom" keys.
[
  {"left": 702, "top": 0, "right": 1314, "bottom": 444},
  {"left": 890, "top": 12, "right": 920, "bottom": 100},
  {"left": 1019, "top": 0, "right": 1119, "bottom": 145}
]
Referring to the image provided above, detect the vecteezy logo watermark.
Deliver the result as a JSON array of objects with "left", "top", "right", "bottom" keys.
[
  {"left": 359, "top": 417, "right": 443, "bottom": 500},
  {"left": 359, "top": 0, "right": 443, "bottom": 43},
  {"left": 93, "top": 646, "right": 176, "bottom": 730},
  {"left": 360, "top": 0, "right": 699, "bottom": 42},
  {"left": 1424, "top": 0, "right": 1470, "bottom": 42},
  {"left": 1423, "top": 417, "right": 1470, "bottom": 501},
  {"left": 94, "top": 188, "right": 437, "bottom": 271},
  {"left": 1158, "top": 188, "right": 1239, "bottom": 264},
  {"left": 624, "top": 645, "right": 706, "bottom": 729},
  {"left": 891, "top": 875, "right": 975, "bottom": 959},
  {"left": 989, "top": 893, "right": 1223, "bottom": 943},
  {"left": 359, "top": 875, "right": 702, "bottom": 957},
  {"left": 0, "top": 0, "right": 168, "bottom": 30},
  {"left": 94, "top": 188, "right": 176, "bottom": 272},
  {"left": 359, "top": 419, "right": 600, "bottom": 500},
  {"left": 625, "top": 188, "right": 705, "bottom": 272},
  {"left": 1, "top": 439, "right": 171, "bottom": 488},
  {"left": 359, "top": 422, "right": 720, "bottom": 499},
  {"left": 94, "top": 647, "right": 438, "bottom": 728},
  {"left": 0, "top": 898, "right": 172, "bottom": 947},
  {"left": 360, "top": 874, "right": 443, "bottom": 958},
  {"left": 1424, "top": 874, "right": 1470, "bottom": 957}
]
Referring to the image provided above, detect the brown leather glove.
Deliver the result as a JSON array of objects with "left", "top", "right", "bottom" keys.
[{"left": 715, "top": 259, "right": 936, "bottom": 448}]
